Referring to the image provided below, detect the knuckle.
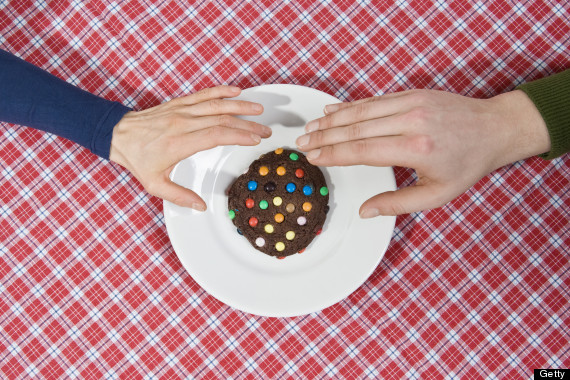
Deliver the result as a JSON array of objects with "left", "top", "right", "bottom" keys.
[
  {"left": 353, "top": 103, "right": 368, "bottom": 120},
  {"left": 408, "top": 134, "right": 434, "bottom": 155},
  {"left": 350, "top": 139, "right": 369, "bottom": 156},
  {"left": 209, "top": 99, "right": 223, "bottom": 111},
  {"left": 143, "top": 181, "right": 159, "bottom": 197},
  {"left": 319, "top": 116, "right": 331, "bottom": 130},
  {"left": 207, "top": 125, "right": 224, "bottom": 138},
  {"left": 311, "top": 130, "right": 324, "bottom": 145},
  {"left": 217, "top": 114, "right": 232, "bottom": 127},
  {"left": 347, "top": 123, "right": 362, "bottom": 140}
]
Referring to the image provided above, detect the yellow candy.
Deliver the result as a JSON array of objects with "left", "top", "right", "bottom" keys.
[
  {"left": 259, "top": 166, "right": 269, "bottom": 176},
  {"left": 275, "top": 242, "right": 285, "bottom": 251},
  {"left": 264, "top": 224, "right": 274, "bottom": 234},
  {"left": 302, "top": 202, "right": 312, "bottom": 212},
  {"left": 276, "top": 166, "right": 286, "bottom": 176},
  {"left": 286, "top": 231, "right": 295, "bottom": 240},
  {"left": 273, "top": 197, "right": 283, "bottom": 206},
  {"left": 274, "top": 213, "right": 284, "bottom": 223},
  {"left": 275, "top": 148, "right": 283, "bottom": 154}
]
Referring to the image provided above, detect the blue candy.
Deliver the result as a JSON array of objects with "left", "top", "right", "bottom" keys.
[
  {"left": 247, "top": 181, "right": 258, "bottom": 191},
  {"left": 303, "top": 185, "right": 313, "bottom": 196},
  {"left": 286, "top": 183, "right": 296, "bottom": 193}
]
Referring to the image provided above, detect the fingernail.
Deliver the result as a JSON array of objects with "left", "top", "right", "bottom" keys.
[
  {"left": 230, "top": 86, "right": 240, "bottom": 94},
  {"left": 360, "top": 208, "right": 380, "bottom": 218},
  {"left": 296, "top": 134, "right": 310, "bottom": 148},
  {"left": 305, "top": 120, "right": 319, "bottom": 132},
  {"left": 251, "top": 133, "right": 261, "bottom": 143},
  {"left": 324, "top": 104, "right": 339, "bottom": 114},
  {"left": 262, "top": 126, "right": 272, "bottom": 136},
  {"left": 307, "top": 148, "right": 321, "bottom": 160},
  {"left": 253, "top": 103, "right": 263, "bottom": 112},
  {"left": 192, "top": 203, "right": 206, "bottom": 211}
]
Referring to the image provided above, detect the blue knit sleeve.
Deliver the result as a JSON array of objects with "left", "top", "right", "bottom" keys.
[{"left": 0, "top": 49, "right": 131, "bottom": 160}]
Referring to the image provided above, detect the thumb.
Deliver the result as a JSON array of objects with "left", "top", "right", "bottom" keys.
[
  {"left": 148, "top": 178, "right": 207, "bottom": 211},
  {"left": 359, "top": 184, "right": 448, "bottom": 217}
]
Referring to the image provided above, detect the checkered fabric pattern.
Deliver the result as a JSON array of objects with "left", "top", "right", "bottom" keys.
[{"left": 1, "top": 1, "right": 569, "bottom": 378}]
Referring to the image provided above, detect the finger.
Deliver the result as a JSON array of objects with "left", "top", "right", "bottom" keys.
[
  {"left": 323, "top": 90, "right": 414, "bottom": 115},
  {"left": 359, "top": 183, "right": 449, "bottom": 217},
  {"left": 149, "top": 176, "right": 207, "bottom": 210},
  {"left": 306, "top": 95, "right": 410, "bottom": 133},
  {"left": 296, "top": 115, "right": 404, "bottom": 151},
  {"left": 182, "top": 114, "right": 272, "bottom": 138},
  {"left": 184, "top": 98, "right": 264, "bottom": 117},
  {"left": 305, "top": 136, "right": 417, "bottom": 168},
  {"left": 172, "top": 85, "right": 242, "bottom": 106},
  {"left": 172, "top": 126, "right": 262, "bottom": 161}
]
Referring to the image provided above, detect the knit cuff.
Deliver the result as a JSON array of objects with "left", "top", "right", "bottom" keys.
[{"left": 517, "top": 70, "right": 570, "bottom": 160}]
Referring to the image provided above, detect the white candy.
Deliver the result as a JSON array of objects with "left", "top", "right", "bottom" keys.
[
  {"left": 255, "top": 237, "right": 265, "bottom": 247},
  {"left": 297, "top": 216, "right": 307, "bottom": 226}
]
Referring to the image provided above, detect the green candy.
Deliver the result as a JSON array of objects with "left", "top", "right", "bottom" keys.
[
  {"left": 289, "top": 152, "right": 299, "bottom": 161},
  {"left": 259, "top": 200, "right": 269, "bottom": 209},
  {"left": 320, "top": 186, "right": 329, "bottom": 196},
  {"left": 229, "top": 210, "right": 236, "bottom": 219}
]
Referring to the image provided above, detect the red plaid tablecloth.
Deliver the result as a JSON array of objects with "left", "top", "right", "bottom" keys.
[{"left": 1, "top": 1, "right": 569, "bottom": 378}]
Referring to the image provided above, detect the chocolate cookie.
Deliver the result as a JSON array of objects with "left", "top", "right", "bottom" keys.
[{"left": 227, "top": 148, "right": 329, "bottom": 258}]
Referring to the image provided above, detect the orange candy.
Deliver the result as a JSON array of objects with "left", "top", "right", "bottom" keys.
[
  {"left": 276, "top": 166, "right": 286, "bottom": 176},
  {"left": 274, "top": 213, "right": 284, "bottom": 223},
  {"left": 259, "top": 166, "right": 269, "bottom": 176},
  {"left": 302, "top": 202, "right": 312, "bottom": 212}
]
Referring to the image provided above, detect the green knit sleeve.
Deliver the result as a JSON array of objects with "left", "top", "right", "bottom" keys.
[{"left": 516, "top": 69, "right": 570, "bottom": 160}]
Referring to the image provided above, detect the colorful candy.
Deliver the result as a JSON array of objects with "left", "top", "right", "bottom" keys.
[
  {"left": 302, "top": 202, "right": 312, "bottom": 212},
  {"left": 275, "top": 148, "right": 283, "bottom": 154},
  {"left": 286, "top": 231, "right": 295, "bottom": 240},
  {"left": 247, "top": 181, "right": 258, "bottom": 191},
  {"left": 295, "top": 169, "right": 304, "bottom": 178},
  {"left": 275, "top": 242, "right": 285, "bottom": 251},
  {"left": 286, "top": 203, "right": 295, "bottom": 213},
  {"left": 228, "top": 210, "right": 236, "bottom": 219},
  {"left": 237, "top": 228, "right": 243, "bottom": 235},
  {"left": 276, "top": 166, "right": 286, "bottom": 176},
  {"left": 286, "top": 183, "right": 296, "bottom": 193},
  {"left": 273, "top": 197, "right": 283, "bottom": 206},
  {"left": 303, "top": 185, "right": 313, "bottom": 196},
  {"left": 259, "top": 200, "right": 269, "bottom": 209},
  {"left": 316, "top": 228, "right": 323, "bottom": 235},
  {"left": 255, "top": 237, "right": 265, "bottom": 247},
  {"left": 289, "top": 152, "right": 299, "bottom": 161},
  {"left": 297, "top": 216, "right": 307, "bottom": 225},
  {"left": 274, "top": 213, "right": 284, "bottom": 223},
  {"left": 320, "top": 186, "right": 329, "bottom": 196},
  {"left": 264, "top": 182, "right": 276, "bottom": 192},
  {"left": 259, "top": 166, "right": 269, "bottom": 176},
  {"left": 264, "top": 224, "right": 274, "bottom": 233},
  {"left": 249, "top": 217, "right": 258, "bottom": 227},
  {"left": 245, "top": 198, "right": 254, "bottom": 208}
]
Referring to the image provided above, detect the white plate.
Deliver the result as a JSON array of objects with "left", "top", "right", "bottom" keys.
[{"left": 164, "top": 84, "right": 396, "bottom": 318}]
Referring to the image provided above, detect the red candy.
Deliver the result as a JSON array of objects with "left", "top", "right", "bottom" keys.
[
  {"left": 249, "top": 217, "right": 258, "bottom": 227},
  {"left": 298, "top": 249, "right": 305, "bottom": 254},
  {"left": 316, "top": 228, "right": 322, "bottom": 235},
  {"left": 295, "top": 168, "right": 304, "bottom": 178},
  {"left": 245, "top": 198, "right": 254, "bottom": 208}
]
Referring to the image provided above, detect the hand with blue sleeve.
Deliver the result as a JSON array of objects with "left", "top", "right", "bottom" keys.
[{"left": 0, "top": 50, "right": 271, "bottom": 210}]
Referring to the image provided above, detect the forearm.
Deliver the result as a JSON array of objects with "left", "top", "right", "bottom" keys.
[{"left": 0, "top": 49, "right": 131, "bottom": 159}]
